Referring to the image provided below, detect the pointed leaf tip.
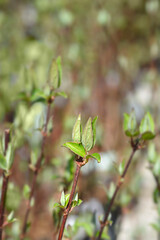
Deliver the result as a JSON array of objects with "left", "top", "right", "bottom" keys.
[
  {"left": 63, "top": 142, "right": 86, "bottom": 157},
  {"left": 60, "top": 191, "right": 66, "bottom": 207},
  {"left": 72, "top": 114, "right": 82, "bottom": 143},
  {"left": 92, "top": 116, "right": 98, "bottom": 147},
  {"left": 86, "top": 153, "right": 101, "bottom": 163},
  {"left": 139, "top": 112, "right": 155, "bottom": 140},
  {"left": 82, "top": 117, "right": 93, "bottom": 152},
  {"left": 48, "top": 56, "right": 62, "bottom": 90}
]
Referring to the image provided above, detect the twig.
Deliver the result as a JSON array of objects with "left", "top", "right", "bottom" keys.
[
  {"left": 57, "top": 158, "right": 84, "bottom": 240},
  {"left": 0, "top": 129, "right": 10, "bottom": 240},
  {"left": 97, "top": 140, "right": 139, "bottom": 240},
  {"left": 20, "top": 102, "right": 52, "bottom": 239}
]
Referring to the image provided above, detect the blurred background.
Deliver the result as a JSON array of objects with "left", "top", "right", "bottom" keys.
[{"left": 0, "top": 0, "right": 160, "bottom": 239}]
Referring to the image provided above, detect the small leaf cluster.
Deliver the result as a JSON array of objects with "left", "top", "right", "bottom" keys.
[
  {"left": 53, "top": 191, "right": 82, "bottom": 210},
  {"left": 0, "top": 133, "right": 14, "bottom": 174},
  {"left": 63, "top": 114, "right": 101, "bottom": 163},
  {"left": 7, "top": 211, "right": 17, "bottom": 224},
  {"left": 123, "top": 111, "right": 155, "bottom": 140},
  {"left": 64, "top": 213, "right": 95, "bottom": 239},
  {"left": 17, "top": 56, "right": 67, "bottom": 105}
]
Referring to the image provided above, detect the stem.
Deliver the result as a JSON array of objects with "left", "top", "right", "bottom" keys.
[
  {"left": 97, "top": 143, "right": 138, "bottom": 240},
  {"left": 0, "top": 129, "right": 10, "bottom": 240},
  {"left": 20, "top": 103, "right": 52, "bottom": 239},
  {"left": 57, "top": 160, "right": 82, "bottom": 240}
]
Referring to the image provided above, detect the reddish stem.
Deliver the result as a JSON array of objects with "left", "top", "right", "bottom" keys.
[
  {"left": 57, "top": 160, "right": 82, "bottom": 240},
  {"left": 20, "top": 103, "right": 52, "bottom": 239},
  {"left": 0, "top": 130, "right": 10, "bottom": 240},
  {"left": 97, "top": 142, "right": 138, "bottom": 240}
]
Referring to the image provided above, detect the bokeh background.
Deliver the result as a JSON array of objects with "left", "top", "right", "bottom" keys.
[{"left": 0, "top": 0, "right": 160, "bottom": 239}]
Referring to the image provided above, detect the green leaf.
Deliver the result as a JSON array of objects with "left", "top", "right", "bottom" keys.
[
  {"left": 0, "top": 153, "right": 7, "bottom": 171},
  {"left": 82, "top": 118, "right": 93, "bottom": 151},
  {"left": 92, "top": 116, "right": 98, "bottom": 147},
  {"left": 48, "top": 56, "right": 62, "bottom": 90},
  {"left": 23, "top": 184, "right": 31, "bottom": 199},
  {"left": 60, "top": 191, "right": 66, "bottom": 207},
  {"left": 148, "top": 143, "right": 157, "bottom": 163},
  {"left": 56, "top": 56, "right": 62, "bottom": 88},
  {"left": 63, "top": 142, "right": 86, "bottom": 158},
  {"left": 153, "top": 188, "right": 160, "bottom": 203},
  {"left": 153, "top": 156, "right": 160, "bottom": 177},
  {"left": 53, "top": 203, "right": 61, "bottom": 208},
  {"left": 47, "top": 117, "right": 53, "bottom": 134},
  {"left": 65, "top": 194, "right": 70, "bottom": 207},
  {"left": 123, "top": 113, "right": 130, "bottom": 132},
  {"left": 150, "top": 222, "right": 160, "bottom": 232},
  {"left": 141, "top": 131, "right": 155, "bottom": 140},
  {"left": 108, "top": 182, "right": 116, "bottom": 199},
  {"left": 77, "top": 199, "right": 83, "bottom": 206},
  {"left": 123, "top": 111, "right": 139, "bottom": 137},
  {"left": 118, "top": 159, "right": 125, "bottom": 176},
  {"left": 5, "top": 143, "right": 14, "bottom": 171},
  {"left": 55, "top": 91, "right": 67, "bottom": 98},
  {"left": 72, "top": 114, "right": 82, "bottom": 143},
  {"left": 30, "top": 89, "right": 47, "bottom": 103},
  {"left": 139, "top": 112, "right": 155, "bottom": 139},
  {"left": 87, "top": 153, "right": 101, "bottom": 163}
]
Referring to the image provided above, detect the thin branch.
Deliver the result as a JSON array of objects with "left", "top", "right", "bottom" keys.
[
  {"left": 97, "top": 141, "right": 139, "bottom": 240},
  {"left": 20, "top": 102, "right": 52, "bottom": 239},
  {"left": 0, "top": 129, "right": 10, "bottom": 240},
  {"left": 57, "top": 158, "right": 83, "bottom": 240}
]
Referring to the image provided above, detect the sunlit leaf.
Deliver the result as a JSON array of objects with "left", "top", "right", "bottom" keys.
[
  {"left": 92, "top": 116, "right": 98, "bottom": 147},
  {"left": 123, "top": 111, "right": 139, "bottom": 137},
  {"left": 48, "top": 56, "right": 62, "bottom": 90},
  {"left": 55, "top": 91, "right": 67, "bottom": 98},
  {"left": 60, "top": 191, "right": 66, "bottom": 207},
  {"left": 5, "top": 143, "right": 14, "bottom": 171},
  {"left": 72, "top": 114, "right": 82, "bottom": 143},
  {"left": 87, "top": 153, "right": 101, "bottom": 163},
  {"left": 82, "top": 118, "right": 93, "bottom": 151},
  {"left": 0, "top": 153, "right": 7, "bottom": 171},
  {"left": 139, "top": 112, "right": 155, "bottom": 140},
  {"left": 118, "top": 159, "right": 125, "bottom": 176},
  {"left": 63, "top": 142, "right": 86, "bottom": 158},
  {"left": 23, "top": 184, "right": 31, "bottom": 199}
]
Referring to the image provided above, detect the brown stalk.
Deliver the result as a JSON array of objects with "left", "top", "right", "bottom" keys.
[
  {"left": 20, "top": 101, "right": 52, "bottom": 239},
  {"left": 57, "top": 157, "right": 84, "bottom": 240},
  {"left": 97, "top": 140, "right": 139, "bottom": 240},
  {"left": 0, "top": 129, "right": 10, "bottom": 240}
]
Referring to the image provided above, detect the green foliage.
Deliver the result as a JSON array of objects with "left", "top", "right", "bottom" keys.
[
  {"left": 72, "top": 114, "right": 82, "bottom": 143},
  {"left": 0, "top": 133, "right": 15, "bottom": 173},
  {"left": 86, "top": 153, "right": 101, "bottom": 163},
  {"left": 64, "top": 213, "right": 95, "bottom": 238},
  {"left": 123, "top": 111, "right": 139, "bottom": 137},
  {"left": 118, "top": 159, "right": 126, "bottom": 176},
  {"left": 63, "top": 142, "right": 86, "bottom": 158},
  {"left": 139, "top": 112, "right": 155, "bottom": 140},
  {"left": 23, "top": 185, "right": 31, "bottom": 200},
  {"left": 63, "top": 115, "right": 101, "bottom": 163},
  {"left": 82, "top": 117, "right": 93, "bottom": 152},
  {"left": 53, "top": 192, "right": 82, "bottom": 210},
  {"left": 123, "top": 111, "right": 155, "bottom": 141},
  {"left": 48, "top": 56, "right": 62, "bottom": 90},
  {"left": 7, "top": 211, "right": 17, "bottom": 224}
]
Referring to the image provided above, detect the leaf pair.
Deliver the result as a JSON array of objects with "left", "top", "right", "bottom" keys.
[
  {"left": 48, "top": 56, "right": 62, "bottom": 90},
  {"left": 53, "top": 192, "right": 82, "bottom": 210},
  {"left": 0, "top": 135, "right": 15, "bottom": 173},
  {"left": 72, "top": 114, "right": 97, "bottom": 152},
  {"left": 63, "top": 115, "right": 101, "bottom": 163},
  {"left": 123, "top": 111, "right": 155, "bottom": 140}
]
